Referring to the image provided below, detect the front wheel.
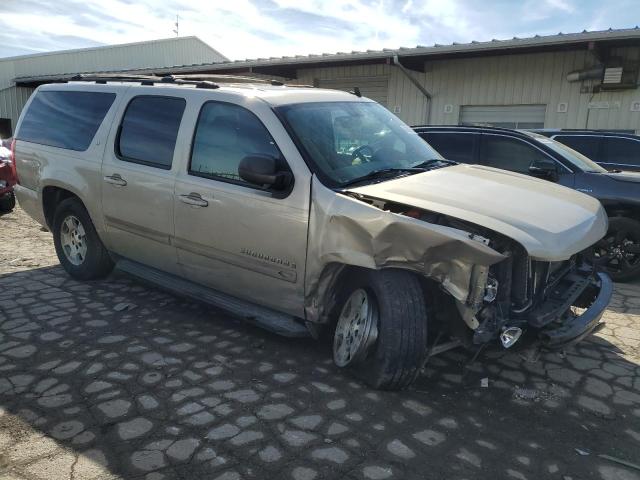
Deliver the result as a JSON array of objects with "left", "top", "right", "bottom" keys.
[
  {"left": 331, "top": 269, "right": 428, "bottom": 390},
  {"left": 595, "top": 217, "right": 640, "bottom": 282},
  {"left": 52, "top": 197, "right": 114, "bottom": 280}
]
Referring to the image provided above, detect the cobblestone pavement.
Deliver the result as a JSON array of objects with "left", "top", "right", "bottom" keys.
[{"left": 1, "top": 205, "right": 639, "bottom": 480}]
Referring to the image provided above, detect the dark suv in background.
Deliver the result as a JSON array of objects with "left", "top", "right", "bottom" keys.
[
  {"left": 533, "top": 130, "right": 640, "bottom": 172},
  {"left": 414, "top": 126, "right": 640, "bottom": 282}
]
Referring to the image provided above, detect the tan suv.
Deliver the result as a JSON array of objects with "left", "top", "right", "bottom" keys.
[{"left": 14, "top": 75, "right": 613, "bottom": 390}]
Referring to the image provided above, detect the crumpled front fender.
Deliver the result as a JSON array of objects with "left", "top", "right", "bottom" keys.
[{"left": 304, "top": 177, "right": 506, "bottom": 323}]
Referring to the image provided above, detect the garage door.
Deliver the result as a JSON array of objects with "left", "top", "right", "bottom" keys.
[
  {"left": 460, "top": 105, "right": 546, "bottom": 129},
  {"left": 318, "top": 76, "right": 389, "bottom": 106}
]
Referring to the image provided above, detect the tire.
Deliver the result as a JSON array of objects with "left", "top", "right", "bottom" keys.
[
  {"left": 595, "top": 217, "right": 640, "bottom": 283},
  {"left": 52, "top": 197, "right": 114, "bottom": 280},
  {"left": 0, "top": 191, "right": 15, "bottom": 214},
  {"left": 331, "top": 268, "right": 428, "bottom": 390}
]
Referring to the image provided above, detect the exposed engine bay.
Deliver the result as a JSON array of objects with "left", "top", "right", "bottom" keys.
[{"left": 343, "top": 191, "right": 612, "bottom": 350}]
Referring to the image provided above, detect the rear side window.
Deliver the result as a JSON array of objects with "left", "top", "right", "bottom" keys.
[
  {"left": 190, "top": 102, "right": 281, "bottom": 185},
  {"left": 554, "top": 135, "right": 600, "bottom": 160},
  {"left": 117, "top": 96, "right": 186, "bottom": 169},
  {"left": 18, "top": 91, "right": 115, "bottom": 151},
  {"left": 603, "top": 137, "right": 640, "bottom": 166},
  {"left": 421, "top": 132, "right": 476, "bottom": 163},
  {"left": 482, "top": 135, "right": 549, "bottom": 173}
]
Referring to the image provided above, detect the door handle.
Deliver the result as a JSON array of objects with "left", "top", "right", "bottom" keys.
[
  {"left": 104, "top": 174, "right": 127, "bottom": 187},
  {"left": 179, "top": 192, "right": 208, "bottom": 208}
]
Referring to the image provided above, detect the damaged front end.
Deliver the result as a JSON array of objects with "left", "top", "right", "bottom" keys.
[{"left": 305, "top": 176, "right": 612, "bottom": 351}]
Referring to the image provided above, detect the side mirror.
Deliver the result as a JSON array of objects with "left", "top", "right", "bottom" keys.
[
  {"left": 529, "top": 159, "right": 558, "bottom": 182},
  {"left": 238, "top": 155, "right": 292, "bottom": 191}
]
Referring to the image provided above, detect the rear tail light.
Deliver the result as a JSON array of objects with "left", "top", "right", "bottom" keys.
[{"left": 9, "top": 138, "right": 18, "bottom": 185}]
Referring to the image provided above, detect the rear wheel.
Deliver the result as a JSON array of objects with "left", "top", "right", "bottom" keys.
[
  {"left": 331, "top": 269, "right": 428, "bottom": 390},
  {"left": 595, "top": 217, "right": 640, "bottom": 282},
  {"left": 52, "top": 197, "right": 114, "bottom": 280}
]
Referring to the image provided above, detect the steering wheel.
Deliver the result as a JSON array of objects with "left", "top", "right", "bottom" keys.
[{"left": 351, "top": 145, "right": 374, "bottom": 164}]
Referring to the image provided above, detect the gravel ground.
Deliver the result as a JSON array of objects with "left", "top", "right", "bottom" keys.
[{"left": 1, "top": 205, "right": 639, "bottom": 480}]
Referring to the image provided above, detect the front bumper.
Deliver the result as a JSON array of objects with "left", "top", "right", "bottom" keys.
[{"left": 538, "top": 272, "right": 613, "bottom": 349}]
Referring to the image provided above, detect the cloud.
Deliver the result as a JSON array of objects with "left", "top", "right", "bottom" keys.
[{"left": 0, "top": 0, "right": 637, "bottom": 60}]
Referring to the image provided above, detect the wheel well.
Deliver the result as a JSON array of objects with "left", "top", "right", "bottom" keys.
[
  {"left": 42, "top": 186, "right": 78, "bottom": 229},
  {"left": 604, "top": 204, "right": 640, "bottom": 223}
]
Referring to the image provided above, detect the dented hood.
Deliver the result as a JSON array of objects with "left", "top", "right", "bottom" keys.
[{"left": 349, "top": 164, "right": 608, "bottom": 261}]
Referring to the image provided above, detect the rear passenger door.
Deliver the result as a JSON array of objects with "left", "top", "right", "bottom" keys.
[
  {"left": 602, "top": 137, "right": 640, "bottom": 171},
  {"left": 552, "top": 135, "right": 602, "bottom": 162},
  {"left": 173, "top": 100, "right": 310, "bottom": 317},
  {"left": 101, "top": 93, "right": 187, "bottom": 274}
]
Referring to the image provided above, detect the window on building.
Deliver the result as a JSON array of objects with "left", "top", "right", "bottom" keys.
[
  {"left": 190, "top": 102, "right": 281, "bottom": 185},
  {"left": 420, "top": 132, "right": 477, "bottom": 163},
  {"left": 459, "top": 105, "right": 546, "bottom": 129},
  {"left": 603, "top": 137, "right": 640, "bottom": 167},
  {"left": 117, "top": 96, "right": 185, "bottom": 169},
  {"left": 17, "top": 91, "right": 115, "bottom": 151},
  {"left": 553, "top": 135, "right": 600, "bottom": 160},
  {"left": 482, "top": 135, "right": 550, "bottom": 173}
]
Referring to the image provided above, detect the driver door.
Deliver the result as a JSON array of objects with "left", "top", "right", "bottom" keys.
[
  {"left": 173, "top": 100, "right": 310, "bottom": 317},
  {"left": 480, "top": 134, "right": 574, "bottom": 188}
]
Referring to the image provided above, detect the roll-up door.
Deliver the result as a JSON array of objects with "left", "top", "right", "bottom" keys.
[{"left": 460, "top": 105, "right": 546, "bottom": 129}]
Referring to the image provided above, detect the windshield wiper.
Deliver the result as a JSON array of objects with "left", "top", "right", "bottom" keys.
[
  {"left": 410, "top": 158, "right": 458, "bottom": 168},
  {"left": 341, "top": 167, "right": 426, "bottom": 187}
]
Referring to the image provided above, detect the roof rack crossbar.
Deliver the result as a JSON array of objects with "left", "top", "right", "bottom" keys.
[{"left": 69, "top": 73, "right": 290, "bottom": 89}]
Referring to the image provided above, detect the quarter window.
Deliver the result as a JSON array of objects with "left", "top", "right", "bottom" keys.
[
  {"left": 190, "top": 102, "right": 280, "bottom": 185},
  {"left": 482, "top": 135, "right": 550, "bottom": 173},
  {"left": 117, "top": 96, "right": 186, "bottom": 169},
  {"left": 604, "top": 137, "right": 640, "bottom": 166},
  {"left": 18, "top": 91, "right": 115, "bottom": 151}
]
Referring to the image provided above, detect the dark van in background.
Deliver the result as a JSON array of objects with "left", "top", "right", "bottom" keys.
[
  {"left": 414, "top": 125, "right": 640, "bottom": 282},
  {"left": 531, "top": 130, "right": 640, "bottom": 173}
]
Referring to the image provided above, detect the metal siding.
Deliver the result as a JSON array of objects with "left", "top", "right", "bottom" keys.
[{"left": 307, "top": 48, "right": 640, "bottom": 132}]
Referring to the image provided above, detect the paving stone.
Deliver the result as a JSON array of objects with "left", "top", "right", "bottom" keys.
[
  {"left": 258, "top": 403, "right": 294, "bottom": 420},
  {"left": 386, "top": 439, "right": 415, "bottom": 459},
  {"left": 207, "top": 423, "right": 240, "bottom": 440},
  {"left": 363, "top": 465, "right": 394, "bottom": 479},
  {"left": 310, "top": 446, "right": 349, "bottom": 464},
  {"left": 97, "top": 399, "right": 131, "bottom": 418},
  {"left": 412, "top": 429, "right": 446, "bottom": 446},
  {"left": 131, "top": 450, "right": 167, "bottom": 471},
  {"left": 118, "top": 417, "right": 154, "bottom": 440},
  {"left": 259, "top": 445, "right": 282, "bottom": 463},
  {"left": 292, "top": 466, "right": 318, "bottom": 480},
  {"left": 166, "top": 438, "right": 200, "bottom": 461}
]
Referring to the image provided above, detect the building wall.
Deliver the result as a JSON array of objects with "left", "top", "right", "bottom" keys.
[
  {"left": 296, "top": 47, "right": 640, "bottom": 132},
  {"left": 0, "top": 37, "right": 226, "bottom": 136}
]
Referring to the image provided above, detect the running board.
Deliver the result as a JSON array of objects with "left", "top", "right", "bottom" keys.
[{"left": 116, "top": 259, "right": 310, "bottom": 338}]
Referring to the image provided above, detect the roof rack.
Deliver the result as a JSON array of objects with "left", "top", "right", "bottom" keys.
[{"left": 69, "top": 73, "right": 289, "bottom": 89}]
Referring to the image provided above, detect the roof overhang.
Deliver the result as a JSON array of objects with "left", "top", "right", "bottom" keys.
[{"left": 13, "top": 27, "right": 640, "bottom": 85}]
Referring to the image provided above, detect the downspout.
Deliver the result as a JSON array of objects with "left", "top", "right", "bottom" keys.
[{"left": 392, "top": 55, "right": 432, "bottom": 125}]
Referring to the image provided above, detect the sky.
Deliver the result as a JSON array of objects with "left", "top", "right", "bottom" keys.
[{"left": 1, "top": 0, "right": 639, "bottom": 60}]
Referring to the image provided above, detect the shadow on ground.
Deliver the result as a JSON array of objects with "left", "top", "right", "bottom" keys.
[{"left": 0, "top": 264, "right": 639, "bottom": 480}]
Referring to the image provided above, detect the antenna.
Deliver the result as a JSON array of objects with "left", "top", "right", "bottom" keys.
[{"left": 173, "top": 14, "right": 179, "bottom": 37}]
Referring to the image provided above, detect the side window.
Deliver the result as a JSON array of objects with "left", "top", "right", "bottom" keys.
[
  {"left": 190, "top": 102, "right": 281, "bottom": 185},
  {"left": 117, "top": 96, "right": 186, "bottom": 169},
  {"left": 554, "top": 135, "right": 600, "bottom": 160},
  {"left": 18, "top": 91, "right": 115, "bottom": 151},
  {"left": 421, "top": 132, "right": 476, "bottom": 163},
  {"left": 482, "top": 135, "right": 549, "bottom": 173},
  {"left": 603, "top": 137, "right": 640, "bottom": 166}
]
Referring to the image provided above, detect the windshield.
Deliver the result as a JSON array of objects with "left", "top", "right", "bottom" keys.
[
  {"left": 276, "top": 102, "right": 443, "bottom": 186},
  {"left": 525, "top": 132, "right": 607, "bottom": 173}
]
